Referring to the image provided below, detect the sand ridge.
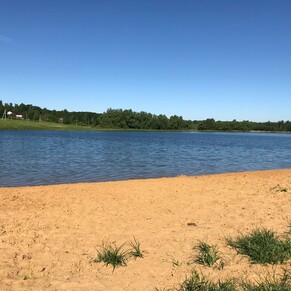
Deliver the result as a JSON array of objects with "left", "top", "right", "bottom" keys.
[{"left": 0, "top": 169, "right": 290, "bottom": 290}]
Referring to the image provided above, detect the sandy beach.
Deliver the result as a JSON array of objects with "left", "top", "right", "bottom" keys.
[{"left": 0, "top": 169, "right": 290, "bottom": 290}]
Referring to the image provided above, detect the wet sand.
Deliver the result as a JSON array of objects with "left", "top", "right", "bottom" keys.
[{"left": 0, "top": 169, "right": 290, "bottom": 290}]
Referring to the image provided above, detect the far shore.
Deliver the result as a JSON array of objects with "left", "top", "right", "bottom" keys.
[
  {"left": 0, "top": 169, "right": 290, "bottom": 290},
  {"left": 1, "top": 119, "right": 291, "bottom": 134}
]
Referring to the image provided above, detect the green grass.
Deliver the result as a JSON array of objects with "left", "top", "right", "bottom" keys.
[
  {"left": 94, "top": 238, "right": 145, "bottom": 270},
  {"left": 177, "top": 271, "right": 236, "bottom": 291},
  {"left": 227, "top": 229, "right": 291, "bottom": 264},
  {"left": 157, "top": 271, "right": 290, "bottom": 291},
  {"left": 194, "top": 242, "right": 221, "bottom": 267},
  {"left": 0, "top": 119, "right": 96, "bottom": 131},
  {"left": 94, "top": 242, "right": 128, "bottom": 271},
  {"left": 128, "top": 237, "right": 145, "bottom": 258},
  {"left": 0, "top": 119, "right": 198, "bottom": 132},
  {"left": 242, "top": 270, "right": 290, "bottom": 291}
]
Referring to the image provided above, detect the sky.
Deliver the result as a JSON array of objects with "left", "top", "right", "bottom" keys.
[{"left": 0, "top": 0, "right": 291, "bottom": 122}]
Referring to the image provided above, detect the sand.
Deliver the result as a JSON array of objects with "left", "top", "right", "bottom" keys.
[{"left": 0, "top": 169, "right": 290, "bottom": 290}]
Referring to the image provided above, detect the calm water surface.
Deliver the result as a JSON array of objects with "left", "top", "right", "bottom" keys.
[{"left": 0, "top": 130, "right": 291, "bottom": 187}]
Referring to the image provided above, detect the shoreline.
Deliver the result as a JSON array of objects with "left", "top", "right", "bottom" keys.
[
  {"left": 1, "top": 168, "right": 291, "bottom": 189},
  {"left": 0, "top": 169, "right": 290, "bottom": 290},
  {"left": 1, "top": 120, "right": 291, "bottom": 134}
]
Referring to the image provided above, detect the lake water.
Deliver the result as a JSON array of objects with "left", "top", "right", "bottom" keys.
[{"left": 0, "top": 130, "right": 291, "bottom": 187}]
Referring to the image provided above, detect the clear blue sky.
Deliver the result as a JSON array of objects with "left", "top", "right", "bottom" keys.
[{"left": 0, "top": 0, "right": 290, "bottom": 121}]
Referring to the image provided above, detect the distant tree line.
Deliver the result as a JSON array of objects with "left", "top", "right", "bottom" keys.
[
  {"left": 0, "top": 100, "right": 290, "bottom": 131},
  {"left": 197, "top": 118, "right": 291, "bottom": 132},
  {"left": 0, "top": 101, "right": 193, "bottom": 130}
]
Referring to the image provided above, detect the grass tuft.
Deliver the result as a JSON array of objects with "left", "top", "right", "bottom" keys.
[
  {"left": 94, "top": 242, "right": 128, "bottom": 270},
  {"left": 194, "top": 242, "right": 221, "bottom": 267},
  {"left": 128, "top": 237, "right": 145, "bottom": 258},
  {"left": 227, "top": 228, "right": 291, "bottom": 264},
  {"left": 94, "top": 237, "right": 145, "bottom": 270},
  {"left": 157, "top": 270, "right": 290, "bottom": 290},
  {"left": 177, "top": 271, "right": 236, "bottom": 291},
  {"left": 242, "top": 270, "right": 290, "bottom": 291}
]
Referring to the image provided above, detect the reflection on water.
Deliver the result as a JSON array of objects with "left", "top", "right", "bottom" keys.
[{"left": 0, "top": 130, "right": 291, "bottom": 186}]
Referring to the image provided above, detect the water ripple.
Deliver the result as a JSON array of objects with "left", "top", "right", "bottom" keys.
[{"left": 0, "top": 131, "right": 291, "bottom": 187}]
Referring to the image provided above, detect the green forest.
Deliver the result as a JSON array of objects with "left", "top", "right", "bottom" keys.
[{"left": 1, "top": 100, "right": 291, "bottom": 132}]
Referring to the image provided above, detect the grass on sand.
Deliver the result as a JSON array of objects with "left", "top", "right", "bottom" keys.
[
  {"left": 156, "top": 270, "right": 290, "bottom": 291},
  {"left": 94, "top": 238, "right": 145, "bottom": 271},
  {"left": 242, "top": 270, "right": 290, "bottom": 291},
  {"left": 94, "top": 242, "right": 128, "bottom": 271},
  {"left": 193, "top": 241, "right": 221, "bottom": 267},
  {"left": 176, "top": 271, "right": 235, "bottom": 291},
  {"left": 227, "top": 228, "right": 291, "bottom": 264},
  {"left": 128, "top": 236, "right": 145, "bottom": 259}
]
